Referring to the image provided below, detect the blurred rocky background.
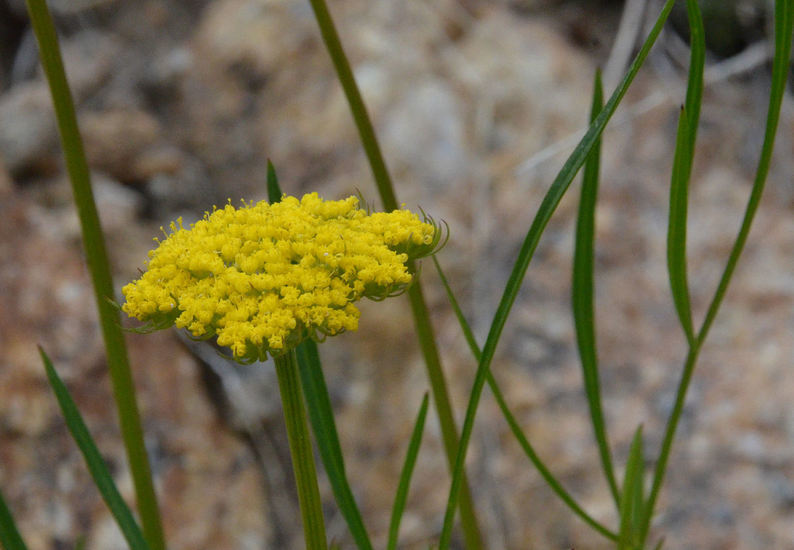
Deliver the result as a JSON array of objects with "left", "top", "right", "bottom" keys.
[{"left": 1, "top": 0, "right": 793, "bottom": 548}]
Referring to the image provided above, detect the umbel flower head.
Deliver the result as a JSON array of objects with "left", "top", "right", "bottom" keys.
[{"left": 122, "top": 193, "right": 443, "bottom": 363}]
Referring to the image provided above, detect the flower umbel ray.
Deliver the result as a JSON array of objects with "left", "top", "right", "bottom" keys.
[{"left": 122, "top": 193, "right": 442, "bottom": 363}]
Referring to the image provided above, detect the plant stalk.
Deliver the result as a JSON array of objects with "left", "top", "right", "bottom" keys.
[
  {"left": 24, "top": 1, "right": 166, "bottom": 548},
  {"left": 275, "top": 350, "right": 328, "bottom": 550}
]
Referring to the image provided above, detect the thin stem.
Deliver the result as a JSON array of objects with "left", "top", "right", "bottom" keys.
[
  {"left": 406, "top": 277, "right": 484, "bottom": 549},
  {"left": 305, "top": 1, "right": 484, "bottom": 547},
  {"left": 641, "top": 345, "right": 699, "bottom": 542},
  {"left": 23, "top": 1, "right": 165, "bottom": 548},
  {"left": 275, "top": 350, "right": 328, "bottom": 550},
  {"left": 306, "top": 0, "right": 397, "bottom": 212}
]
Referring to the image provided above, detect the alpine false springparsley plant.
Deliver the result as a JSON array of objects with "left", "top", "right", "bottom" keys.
[{"left": 122, "top": 191, "right": 442, "bottom": 550}]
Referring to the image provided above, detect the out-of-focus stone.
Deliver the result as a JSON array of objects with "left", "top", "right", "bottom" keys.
[
  {"left": 0, "top": 154, "right": 12, "bottom": 195},
  {"left": 0, "top": 83, "right": 59, "bottom": 177},
  {"left": 80, "top": 108, "right": 163, "bottom": 183},
  {"left": 194, "top": 0, "right": 314, "bottom": 79}
]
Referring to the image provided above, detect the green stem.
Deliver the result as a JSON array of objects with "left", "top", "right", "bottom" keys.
[
  {"left": 306, "top": 0, "right": 397, "bottom": 212},
  {"left": 406, "top": 276, "right": 484, "bottom": 549},
  {"left": 274, "top": 350, "right": 328, "bottom": 550},
  {"left": 24, "top": 2, "right": 165, "bottom": 549},
  {"left": 305, "top": 1, "right": 484, "bottom": 547}
]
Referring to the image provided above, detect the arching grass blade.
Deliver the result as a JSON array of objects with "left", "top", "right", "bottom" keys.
[
  {"left": 39, "top": 347, "right": 151, "bottom": 550},
  {"left": 666, "top": 0, "right": 704, "bottom": 346},
  {"left": 573, "top": 69, "right": 620, "bottom": 508},
  {"left": 667, "top": 107, "right": 696, "bottom": 345}
]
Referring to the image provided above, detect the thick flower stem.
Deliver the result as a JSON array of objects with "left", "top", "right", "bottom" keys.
[{"left": 274, "top": 350, "right": 328, "bottom": 550}]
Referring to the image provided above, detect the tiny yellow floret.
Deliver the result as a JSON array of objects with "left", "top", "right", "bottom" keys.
[{"left": 122, "top": 193, "right": 441, "bottom": 363}]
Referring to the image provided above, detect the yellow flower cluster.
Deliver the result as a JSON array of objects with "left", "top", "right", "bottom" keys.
[{"left": 122, "top": 193, "right": 441, "bottom": 362}]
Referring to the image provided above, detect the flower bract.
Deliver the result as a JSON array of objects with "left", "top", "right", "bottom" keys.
[{"left": 122, "top": 193, "right": 441, "bottom": 363}]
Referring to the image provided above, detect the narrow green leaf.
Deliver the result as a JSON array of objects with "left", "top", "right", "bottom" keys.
[
  {"left": 666, "top": 0, "right": 704, "bottom": 347},
  {"left": 39, "top": 347, "right": 151, "bottom": 550},
  {"left": 0, "top": 488, "right": 28, "bottom": 550},
  {"left": 25, "top": 0, "right": 165, "bottom": 546},
  {"left": 643, "top": 0, "right": 794, "bottom": 543},
  {"left": 667, "top": 106, "right": 696, "bottom": 345},
  {"left": 653, "top": 537, "right": 666, "bottom": 550},
  {"left": 266, "top": 159, "right": 282, "bottom": 203},
  {"left": 683, "top": 0, "right": 705, "bottom": 158},
  {"left": 696, "top": 0, "right": 793, "bottom": 346},
  {"left": 618, "top": 426, "right": 644, "bottom": 549},
  {"left": 387, "top": 393, "right": 430, "bottom": 550},
  {"left": 274, "top": 350, "right": 328, "bottom": 550},
  {"left": 573, "top": 69, "right": 620, "bottom": 509},
  {"left": 297, "top": 341, "right": 373, "bottom": 550},
  {"left": 432, "top": 256, "right": 480, "bottom": 361},
  {"left": 433, "top": 257, "right": 618, "bottom": 541},
  {"left": 438, "top": 3, "right": 677, "bottom": 547}
]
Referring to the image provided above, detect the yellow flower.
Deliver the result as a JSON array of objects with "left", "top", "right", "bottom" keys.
[{"left": 122, "top": 193, "right": 442, "bottom": 363}]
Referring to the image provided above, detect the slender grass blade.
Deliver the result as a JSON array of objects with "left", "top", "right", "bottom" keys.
[
  {"left": 387, "top": 394, "right": 430, "bottom": 550},
  {"left": 618, "top": 426, "right": 644, "bottom": 549},
  {"left": 573, "top": 69, "right": 620, "bottom": 508},
  {"left": 39, "top": 347, "right": 151, "bottom": 550},
  {"left": 683, "top": 0, "right": 705, "bottom": 157},
  {"left": 666, "top": 0, "right": 704, "bottom": 346},
  {"left": 667, "top": 107, "right": 696, "bottom": 345},
  {"left": 0, "top": 488, "right": 28, "bottom": 550},
  {"left": 438, "top": 2, "right": 677, "bottom": 547}
]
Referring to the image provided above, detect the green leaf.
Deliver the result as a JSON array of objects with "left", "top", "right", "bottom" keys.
[
  {"left": 438, "top": 2, "right": 677, "bottom": 547},
  {"left": 0, "top": 487, "right": 28, "bottom": 550},
  {"left": 296, "top": 341, "right": 373, "bottom": 550},
  {"left": 267, "top": 159, "right": 283, "bottom": 203},
  {"left": 433, "top": 257, "right": 618, "bottom": 541},
  {"left": 387, "top": 394, "right": 430, "bottom": 550},
  {"left": 667, "top": 106, "right": 696, "bottom": 345},
  {"left": 683, "top": 0, "right": 705, "bottom": 158},
  {"left": 618, "top": 426, "right": 644, "bottom": 550},
  {"left": 573, "top": 69, "right": 620, "bottom": 509},
  {"left": 39, "top": 347, "right": 151, "bottom": 550},
  {"left": 666, "top": 0, "right": 704, "bottom": 347}
]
